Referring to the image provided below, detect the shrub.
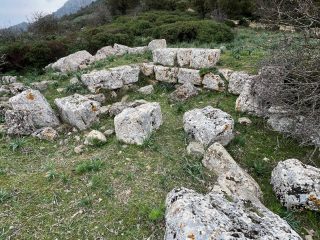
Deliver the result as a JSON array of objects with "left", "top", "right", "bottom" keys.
[{"left": 153, "top": 20, "right": 234, "bottom": 43}]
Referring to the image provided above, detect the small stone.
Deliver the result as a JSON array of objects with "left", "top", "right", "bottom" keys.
[
  {"left": 169, "top": 82, "right": 198, "bottom": 102},
  {"left": 138, "top": 85, "right": 154, "bottom": 95},
  {"left": 104, "top": 129, "right": 114, "bottom": 137},
  {"left": 70, "top": 77, "right": 79, "bottom": 85},
  {"left": 238, "top": 117, "right": 252, "bottom": 125},
  {"left": 74, "top": 145, "right": 85, "bottom": 154},
  {"left": 84, "top": 130, "right": 107, "bottom": 146},
  {"left": 57, "top": 88, "right": 65, "bottom": 93},
  {"left": 186, "top": 142, "right": 205, "bottom": 157},
  {"left": 32, "top": 127, "right": 58, "bottom": 141}
]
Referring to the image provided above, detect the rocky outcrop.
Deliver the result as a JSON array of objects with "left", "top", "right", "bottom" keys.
[
  {"left": 8, "top": 90, "right": 59, "bottom": 131},
  {"left": 93, "top": 46, "right": 117, "bottom": 61},
  {"left": 81, "top": 65, "right": 140, "bottom": 93},
  {"left": 114, "top": 102, "right": 163, "bottom": 145},
  {"left": 169, "top": 82, "right": 198, "bottom": 102},
  {"left": 165, "top": 187, "right": 302, "bottom": 240},
  {"left": 47, "top": 50, "right": 93, "bottom": 73},
  {"left": 271, "top": 159, "right": 320, "bottom": 211},
  {"left": 183, "top": 107, "right": 234, "bottom": 147},
  {"left": 0, "top": 76, "right": 17, "bottom": 85},
  {"left": 54, "top": 94, "right": 100, "bottom": 130}
]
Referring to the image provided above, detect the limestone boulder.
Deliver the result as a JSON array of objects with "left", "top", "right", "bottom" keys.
[
  {"left": 113, "top": 44, "right": 130, "bottom": 56},
  {"left": 169, "top": 82, "right": 198, "bottom": 102},
  {"left": 235, "top": 78, "right": 263, "bottom": 116},
  {"left": 93, "top": 46, "right": 117, "bottom": 61},
  {"left": 153, "top": 48, "right": 177, "bottom": 67},
  {"left": 219, "top": 68, "right": 234, "bottom": 81},
  {"left": 183, "top": 107, "right": 234, "bottom": 147},
  {"left": 148, "top": 39, "right": 167, "bottom": 51},
  {"left": 9, "top": 89, "right": 59, "bottom": 128},
  {"left": 109, "top": 100, "right": 148, "bottom": 117},
  {"left": 154, "top": 66, "right": 178, "bottom": 83},
  {"left": 271, "top": 159, "right": 320, "bottom": 211},
  {"left": 190, "top": 49, "right": 220, "bottom": 69},
  {"left": 54, "top": 94, "right": 100, "bottom": 130},
  {"left": 202, "top": 73, "right": 225, "bottom": 91},
  {"left": 48, "top": 50, "right": 93, "bottom": 73},
  {"left": 109, "top": 65, "right": 140, "bottom": 85},
  {"left": 5, "top": 110, "right": 36, "bottom": 135},
  {"left": 203, "top": 143, "right": 262, "bottom": 200},
  {"left": 114, "top": 102, "right": 163, "bottom": 145},
  {"left": 186, "top": 142, "right": 205, "bottom": 158},
  {"left": 128, "top": 46, "right": 148, "bottom": 55},
  {"left": 228, "top": 71, "right": 254, "bottom": 95},
  {"left": 177, "top": 68, "right": 202, "bottom": 86},
  {"left": 165, "top": 188, "right": 302, "bottom": 240}
]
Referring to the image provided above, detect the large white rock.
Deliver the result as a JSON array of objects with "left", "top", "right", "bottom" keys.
[
  {"left": 235, "top": 79, "right": 262, "bottom": 116},
  {"left": 93, "top": 46, "right": 117, "bottom": 61},
  {"left": 228, "top": 71, "right": 253, "bottom": 95},
  {"left": 177, "top": 68, "right": 202, "bottom": 86},
  {"left": 190, "top": 49, "right": 220, "bottom": 69},
  {"left": 203, "top": 142, "right": 262, "bottom": 200},
  {"left": 153, "top": 48, "right": 177, "bottom": 66},
  {"left": 81, "top": 65, "right": 139, "bottom": 92},
  {"left": 114, "top": 102, "right": 163, "bottom": 145},
  {"left": 109, "top": 65, "right": 140, "bottom": 85},
  {"left": 271, "top": 159, "right": 320, "bottom": 211},
  {"left": 54, "top": 94, "right": 100, "bottom": 130},
  {"left": 183, "top": 106, "right": 234, "bottom": 147},
  {"left": 177, "top": 48, "right": 192, "bottom": 67},
  {"left": 219, "top": 68, "right": 234, "bottom": 81},
  {"left": 48, "top": 50, "right": 93, "bottom": 73},
  {"left": 109, "top": 99, "right": 148, "bottom": 117},
  {"left": 148, "top": 39, "right": 167, "bottom": 51},
  {"left": 165, "top": 188, "right": 302, "bottom": 240},
  {"left": 154, "top": 66, "right": 178, "bottom": 83},
  {"left": 202, "top": 73, "right": 225, "bottom": 91},
  {"left": 113, "top": 44, "right": 130, "bottom": 56},
  {"left": 9, "top": 89, "right": 59, "bottom": 129}
]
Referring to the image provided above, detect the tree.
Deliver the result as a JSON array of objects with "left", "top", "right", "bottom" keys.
[
  {"left": 107, "top": 0, "right": 140, "bottom": 15},
  {"left": 28, "top": 12, "right": 60, "bottom": 35}
]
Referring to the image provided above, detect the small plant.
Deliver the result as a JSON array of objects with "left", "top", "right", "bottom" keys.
[
  {"left": 9, "top": 138, "right": 25, "bottom": 152},
  {"left": 66, "top": 83, "right": 87, "bottom": 94},
  {"left": 148, "top": 206, "right": 165, "bottom": 222},
  {"left": 0, "top": 189, "right": 10, "bottom": 204},
  {"left": 199, "top": 67, "right": 219, "bottom": 77},
  {"left": 182, "top": 157, "right": 205, "bottom": 182},
  {"left": 249, "top": 160, "right": 268, "bottom": 177},
  {"left": 78, "top": 196, "right": 93, "bottom": 208},
  {"left": 46, "top": 170, "right": 59, "bottom": 181},
  {"left": 75, "top": 159, "right": 104, "bottom": 174},
  {"left": 105, "top": 185, "right": 115, "bottom": 198}
]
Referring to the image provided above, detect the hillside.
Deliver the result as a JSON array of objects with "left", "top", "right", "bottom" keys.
[{"left": 54, "top": 0, "right": 98, "bottom": 18}]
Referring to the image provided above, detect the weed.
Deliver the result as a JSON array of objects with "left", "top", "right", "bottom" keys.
[
  {"left": 105, "top": 185, "right": 115, "bottom": 198},
  {"left": 78, "top": 196, "right": 93, "bottom": 208},
  {"left": 75, "top": 158, "right": 104, "bottom": 174},
  {"left": 0, "top": 189, "right": 10, "bottom": 204},
  {"left": 148, "top": 206, "right": 165, "bottom": 222},
  {"left": 182, "top": 157, "right": 205, "bottom": 183},
  {"left": 9, "top": 138, "right": 25, "bottom": 152}
]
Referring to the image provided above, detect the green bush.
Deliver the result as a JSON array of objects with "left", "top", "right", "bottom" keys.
[{"left": 153, "top": 20, "right": 234, "bottom": 43}]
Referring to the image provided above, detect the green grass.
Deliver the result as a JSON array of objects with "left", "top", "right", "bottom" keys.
[{"left": 0, "top": 28, "right": 319, "bottom": 239}]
